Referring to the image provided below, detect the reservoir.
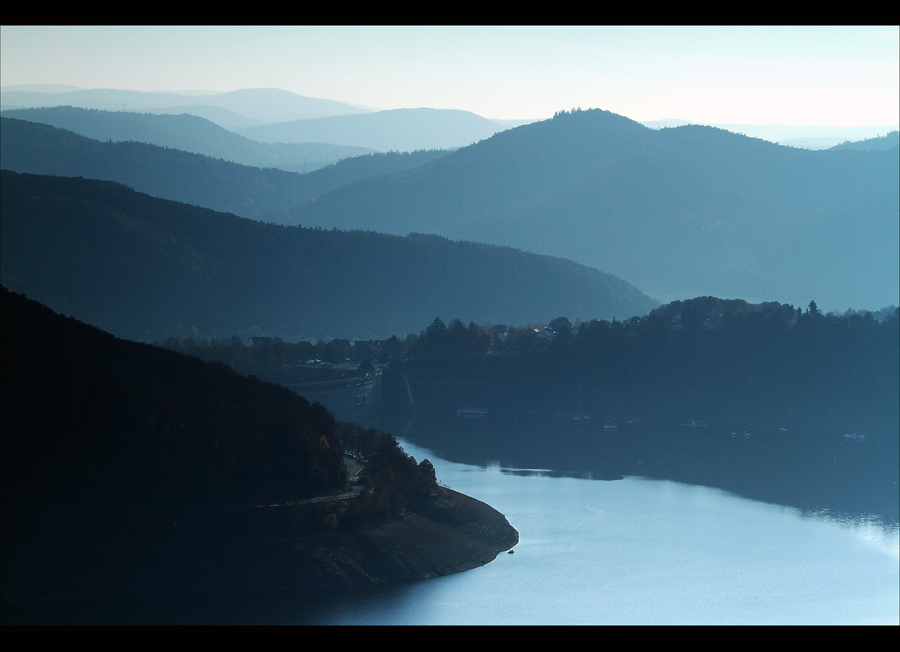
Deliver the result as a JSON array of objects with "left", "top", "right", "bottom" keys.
[{"left": 289, "top": 437, "right": 899, "bottom": 625}]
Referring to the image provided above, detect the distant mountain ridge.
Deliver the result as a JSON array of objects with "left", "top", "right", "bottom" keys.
[
  {"left": 234, "top": 107, "right": 515, "bottom": 151},
  {"left": 1, "top": 106, "right": 376, "bottom": 172},
  {"left": 288, "top": 108, "right": 899, "bottom": 312},
  {"left": 0, "top": 87, "right": 369, "bottom": 126},
  {"left": 0, "top": 116, "right": 450, "bottom": 219},
  {"left": 0, "top": 87, "right": 522, "bottom": 151},
  {"left": 641, "top": 119, "right": 899, "bottom": 149},
  {"left": 0, "top": 171, "right": 658, "bottom": 342}
]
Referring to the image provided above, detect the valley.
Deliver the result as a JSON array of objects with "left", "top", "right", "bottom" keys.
[{"left": 1, "top": 79, "right": 897, "bottom": 622}]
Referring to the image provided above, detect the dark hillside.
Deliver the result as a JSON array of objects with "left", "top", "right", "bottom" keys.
[
  {"left": 0, "top": 287, "right": 519, "bottom": 605},
  {"left": 0, "top": 286, "right": 345, "bottom": 508}
]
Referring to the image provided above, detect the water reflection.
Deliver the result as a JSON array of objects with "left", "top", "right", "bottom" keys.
[
  {"left": 383, "top": 412, "right": 900, "bottom": 529},
  {"left": 802, "top": 509, "right": 900, "bottom": 559},
  {"left": 484, "top": 461, "right": 557, "bottom": 478}
]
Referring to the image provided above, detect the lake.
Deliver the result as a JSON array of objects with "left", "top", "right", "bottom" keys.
[{"left": 290, "top": 437, "right": 899, "bottom": 625}]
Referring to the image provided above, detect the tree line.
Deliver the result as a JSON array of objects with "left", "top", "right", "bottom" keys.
[{"left": 385, "top": 298, "right": 899, "bottom": 436}]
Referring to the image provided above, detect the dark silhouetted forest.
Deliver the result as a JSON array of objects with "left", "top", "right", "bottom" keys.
[
  {"left": 0, "top": 286, "right": 345, "bottom": 507},
  {"left": 384, "top": 298, "right": 899, "bottom": 438}
]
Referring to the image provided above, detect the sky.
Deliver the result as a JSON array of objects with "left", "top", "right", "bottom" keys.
[{"left": 1, "top": 25, "right": 898, "bottom": 126}]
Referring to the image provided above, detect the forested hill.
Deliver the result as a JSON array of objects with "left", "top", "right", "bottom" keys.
[
  {"left": 0, "top": 285, "right": 345, "bottom": 507},
  {"left": 387, "top": 297, "right": 899, "bottom": 438},
  {"left": 1, "top": 284, "right": 521, "bottom": 601},
  {"left": 0, "top": 171, "right": 657, "bottom": 343},
  {"left": 0, "top": 116, "right": 449, "bottom": 219},
  {"left": 287, "top": 108, "right": 900, "bottom": 312},
  {"left": 829, "top": 130, "right": 899, "bottom": 151}
]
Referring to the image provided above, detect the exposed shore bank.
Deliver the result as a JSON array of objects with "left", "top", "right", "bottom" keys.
[{"left": 1, "top": 488, "right": 518, "bottom": 605}]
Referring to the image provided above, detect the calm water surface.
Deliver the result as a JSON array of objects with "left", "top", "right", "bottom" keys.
[{"left": 292, "top": 438, "right": 898, "bottom": 625}]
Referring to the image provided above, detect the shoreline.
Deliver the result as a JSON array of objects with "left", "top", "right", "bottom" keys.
[{"left": 1, "top": 488, "right": 518, "bottom": 605}]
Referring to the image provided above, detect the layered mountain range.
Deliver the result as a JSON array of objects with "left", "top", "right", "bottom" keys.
[
  {"left": 2, "top": 92, "right": 896, "bottom": 329},
  {"left": 0, "top": 87, "right": 370, "bottom": 126},
  {"left": 0, "top": 115, "right": 449, "bottom": 217},
  {"left": 0, "top": 87, "right": 520, "bottom": 151}
]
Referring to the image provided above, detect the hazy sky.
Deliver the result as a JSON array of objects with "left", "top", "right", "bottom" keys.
[{"left": 2, "top": 25, "right": 898, "bottom": 125}]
